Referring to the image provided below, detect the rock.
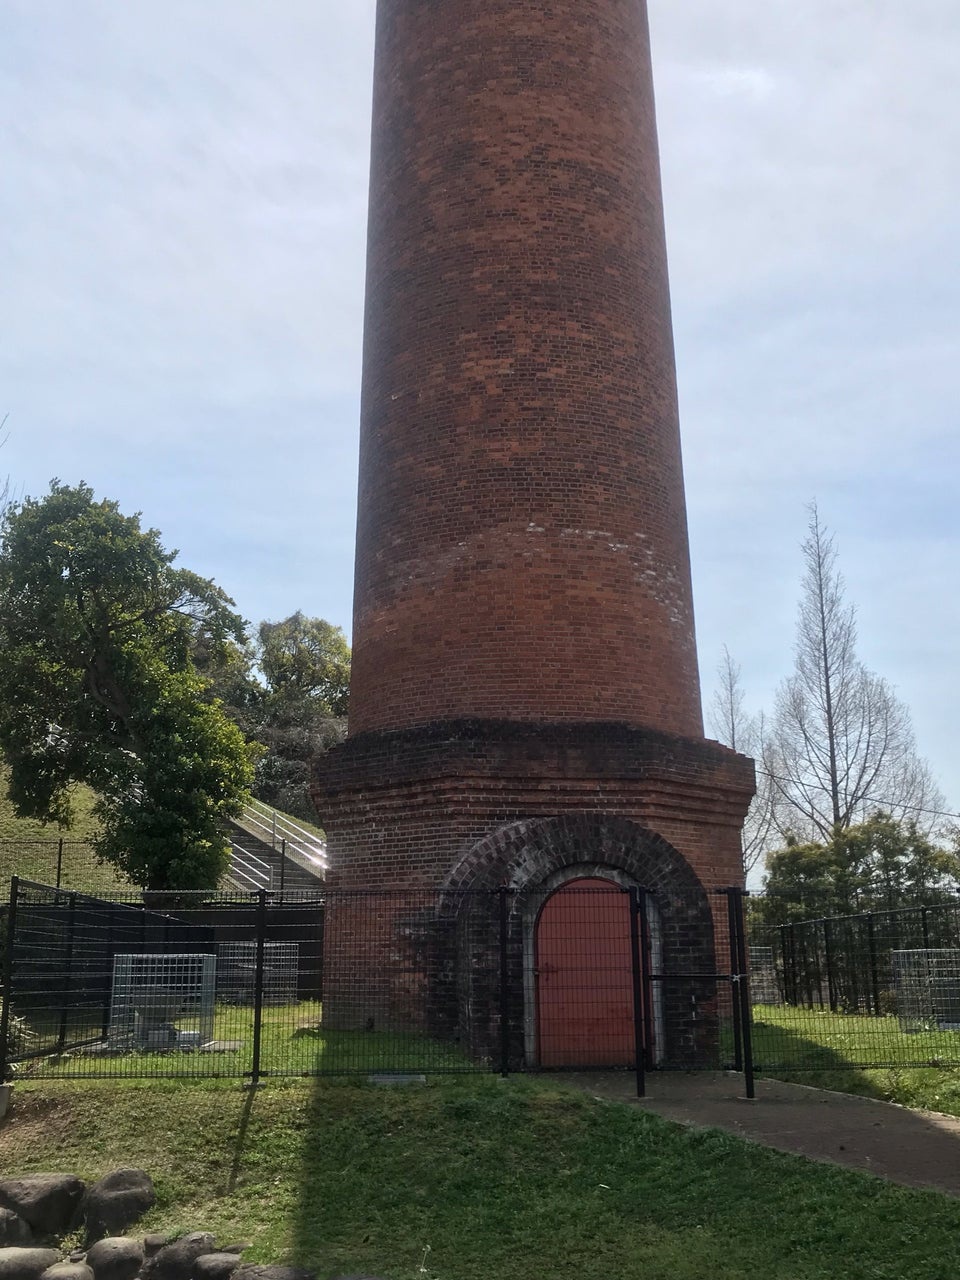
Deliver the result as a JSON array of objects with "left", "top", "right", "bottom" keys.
[
  {"left": 0, "top": 1209, "right": 31, "bottom": 1247},
  {"left": 232, "top": 1268, "right": 316, "bottom": 1280},
  {"left": 83, "top": 1171, "right": 155, "bottom": 1242},
  {"left": 192, "top": 1254, "right": 244, "bottom": 1280},
  {"left": 39, "top": 1264, "right": 94, "bottom": 1280},
  {"left": 85, "top": 1236, "right": 145, "bottom": 1280},
  {"left": 142, "top": 1233, "right": 217, "bottom": 1280},
  {"left": 0, "top": 1248, "right": 63, "bottom": 1280},
  {"left": 0, "top": 1176, "right": 85, "bottom": 1236}
]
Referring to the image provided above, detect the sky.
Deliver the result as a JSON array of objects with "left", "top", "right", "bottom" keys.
[{"left": 1, "top": 1, "right": 957, "bottom": 827}]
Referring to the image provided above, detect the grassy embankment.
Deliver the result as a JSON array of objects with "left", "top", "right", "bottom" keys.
[
  {"left": 0, "top": 768, "right": 129, "bottom": 894},
  {"left": 2, "top": 1075, "right": 960, "bottom": 1280},
  {"left": 0, "top": 767, "right": 327, "bottom": 895}
]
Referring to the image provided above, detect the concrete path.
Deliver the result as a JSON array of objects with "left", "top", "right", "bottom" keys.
[{"left": 550, "top": 1071, "right": 960, "bottom": 1198}]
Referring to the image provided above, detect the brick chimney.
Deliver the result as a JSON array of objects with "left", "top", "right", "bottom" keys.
[{"left": 313, "top": 0, "right": 754, "bottom": 1059}]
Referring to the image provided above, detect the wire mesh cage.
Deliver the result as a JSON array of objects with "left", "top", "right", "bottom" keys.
[
  {"left": 891, "top": 949, "right": 960, "bottom": 1034},
  {"left": 749, "top": 946, "right": 780, "bottom": 1005},
  {"left": 216, "top": 942, "right": 300, "bottom": 1005},
  {"left": 108, "top": 953, "right": 217, "bottom": 1051}
]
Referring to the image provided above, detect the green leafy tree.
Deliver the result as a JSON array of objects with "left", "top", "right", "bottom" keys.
[
  {"left": 257, "top": 612, "right": 350, "bottom": 717},
  {"left": 756, "top": 813, "right": 960, "bottom": 929},
  {"left": 0, "top": 481, "right": 256, "bottom": 889},
  {"left": 238, "top": 613, "right": 350, "bottom": 824}
]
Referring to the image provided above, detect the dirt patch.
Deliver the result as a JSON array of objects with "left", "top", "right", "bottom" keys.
[
  {"left": 551, "top": 1071, "right": 960, "bottom": 1198},
  {"left": 0, "top": 1091, "right": 77, "bottom": 1156}
]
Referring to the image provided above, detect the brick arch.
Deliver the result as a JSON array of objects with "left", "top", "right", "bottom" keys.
[
  {"left": 438, "top": 813, "right": 717, "bottom": 1069},
  {"left": 441, "top": 812, "right": 705, "bottom": 900}
]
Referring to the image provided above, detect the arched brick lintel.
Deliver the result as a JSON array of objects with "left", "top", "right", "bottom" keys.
[
  {"left": 438, "top": 812, "right": 721, "bottom": 1069},
  {"left": 441, "top": 811, "right": 705, "bottom": 901}
]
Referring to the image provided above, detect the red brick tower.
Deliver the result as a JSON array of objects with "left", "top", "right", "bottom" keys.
[{"left": 314, "top": 0, "right": 754, "bottom": 1064}]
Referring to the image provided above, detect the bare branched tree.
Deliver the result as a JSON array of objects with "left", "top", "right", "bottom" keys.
[
  {"left": 709, "top": 645, "right": 778, "bottom": 876},
  {"left": 764, "top": 505, "right": 944, "bottom": 841}
]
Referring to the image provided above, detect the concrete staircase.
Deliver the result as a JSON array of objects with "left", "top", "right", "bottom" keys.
[{"left": 223, "top": 800, "right": 327, "bottom": 896}]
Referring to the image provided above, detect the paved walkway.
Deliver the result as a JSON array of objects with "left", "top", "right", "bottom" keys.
[{"left": 550, "top": 1071, "right": 960, "bottom": 1197}]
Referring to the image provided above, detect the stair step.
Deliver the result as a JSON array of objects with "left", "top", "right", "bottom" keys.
[{"left": 223, "top": 817, "right": 324, "bottom": 894}]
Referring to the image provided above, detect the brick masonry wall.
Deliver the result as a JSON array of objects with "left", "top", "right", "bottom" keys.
[
  {"left": 351, "top": 0, "right": 703, "bottom": 737},
  {"left": 315, "top": 720, "right": 754, "bottom": 1063},
  {"left": 315, "top": 720, "right": 753, "bottom": 893}
]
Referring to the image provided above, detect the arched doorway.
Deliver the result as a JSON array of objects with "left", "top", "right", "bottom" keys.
[
  {"left": 535, "top": 877, "right": 636, "bottom": 1067},
  {"left": 439, "top": 813, "right": 708, "bottom": 1069}
]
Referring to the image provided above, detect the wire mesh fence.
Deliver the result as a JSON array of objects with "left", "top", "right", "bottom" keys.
[
  {"left": 1, "top": 878, "right": 754, "bottom": 1090},
  {"left": 0, "top": 881, "right": 330, "bottom": 1081},
  {"left": 0, "top": 840, "right": 136, "bottom": 899},
  {"left": 748, "top": 899, "right": 960, "bottom": 1071}
]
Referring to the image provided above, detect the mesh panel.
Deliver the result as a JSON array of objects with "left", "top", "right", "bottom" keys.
[{"left": 2, "top": 878, "right": 750, "bottom": 1082}]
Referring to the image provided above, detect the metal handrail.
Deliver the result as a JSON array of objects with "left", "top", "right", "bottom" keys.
[
  {"left": 230, "top": 842, "right": 273, "bottom": 875},
  {"left": 227, "top": 842, "right": 274, "bottom": 892},
  {"left": 237, "top": 800, "right": 328, "bottom": 875},
  {"left": 245, "top": 798, "right": 327, "bottom": 851}
]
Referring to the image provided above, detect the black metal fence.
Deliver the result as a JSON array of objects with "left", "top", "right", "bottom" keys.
[
  {"left": 749, "top": 899, "right": 960, "bottom": 1072},
  {"left": 1, "top": 879, "right": 754, "bottom": 1094},
  {"left": 0, "top": 879, "right": 324, "bottom": 1082}
]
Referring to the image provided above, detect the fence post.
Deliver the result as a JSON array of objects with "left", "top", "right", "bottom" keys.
[
  {"left": 56, "top": 892, "right": 78, "bottom": 1053},
  {"left": 731, "top": 887, "right": 755, "bottom": 1100},
  {"left": 55, "top": 839, "right": 65, "bottom": 890},
  {"left": 866, "top": 914, "right": 881, "bottom": 1015},
  {"left": 250, "top": 889, "right": 267, "bottom": 1086},
  {"left": 628, "top": 887, "right": 646, "bottom": 1098},
  {"left": 280, "top": 840, "right": 286, "bottom": 897},
  {"left": 637, "top": 888, "right": 655, "bottom": 1071},
  {"left": 724, "top": 889, "right": 743, "bottom": 1073},
  {"left": 498, "top": 886, "right": 510, "bottom": 1077},
  {"left": 824, "top": 917, "right": 838, "bottom": 1012},
  {"left": 785, "top": 924, "right": 797, "bottom": 1004},
  {"left": 0, "top": 878, "right": 20, "bottom": 1082},
  {"left": 921, "top": 906, "right": 930, "bottom": 951}
]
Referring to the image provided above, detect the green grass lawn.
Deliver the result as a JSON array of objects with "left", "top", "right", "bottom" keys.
[
  {"left": 22, "top": 1002, "right": 472, "bottom": 1081},
  {"left": 753, "top": 1003, "right": 960, "bottom": 1117},
  {"left": 1, "top": 1075, "right": 959, "bottom": 1280}
]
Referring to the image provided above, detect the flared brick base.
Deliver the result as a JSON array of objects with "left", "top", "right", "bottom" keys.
[{"left": 312, "top": 720, "right": 753, "bottom": 1065}]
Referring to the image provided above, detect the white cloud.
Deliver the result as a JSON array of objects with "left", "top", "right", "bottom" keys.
[{"left": 0, "top": 0, "right": 956, "bottom": 820}]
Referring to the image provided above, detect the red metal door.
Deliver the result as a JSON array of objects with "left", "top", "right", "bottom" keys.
[{"left": 535, "top": 877, "right": 636, "bottom": 1067}]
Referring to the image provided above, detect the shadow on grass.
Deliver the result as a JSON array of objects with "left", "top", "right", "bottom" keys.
[
  {"left": 227, "top": 1088, "right": 258, "bottom": 1193},
  {"left": 750, "top": 1014, "right": 886, "bottom": 1099},
  {"left": 749, "top": 1005, "right": 960, "bottom": 1101},
  {"left": 281, "top": 1070, "right": 960, "bottom": 1280}
]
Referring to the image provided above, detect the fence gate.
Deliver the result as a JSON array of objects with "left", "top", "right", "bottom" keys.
[{"left": 623, "top": 885, "right": 754, "bottom": 1098}]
